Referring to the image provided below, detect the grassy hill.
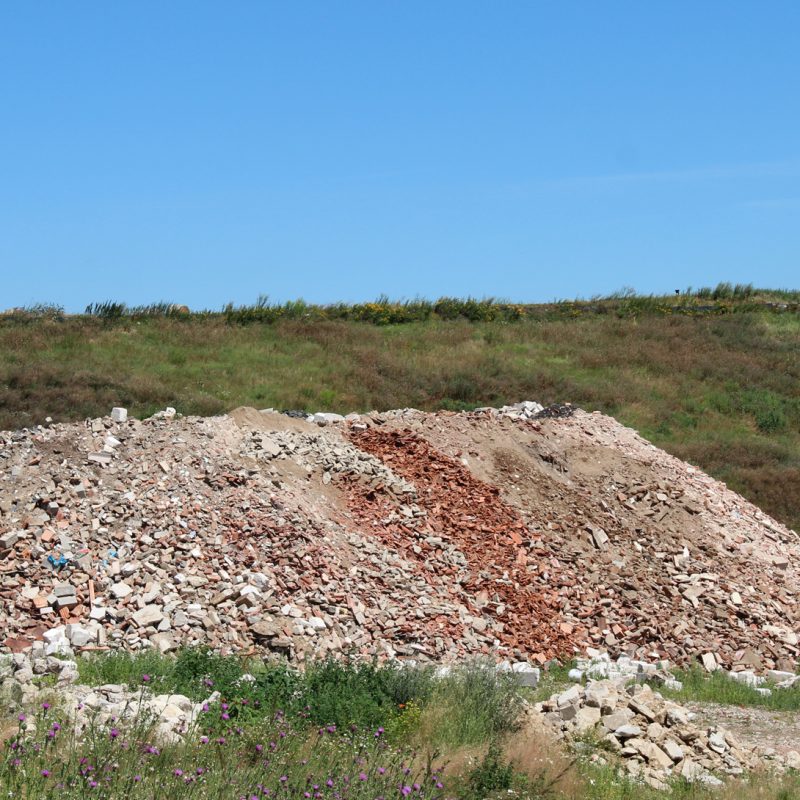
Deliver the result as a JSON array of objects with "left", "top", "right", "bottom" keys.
[{"left": 2, "top": 287, "right": 799, "bottom": 530}]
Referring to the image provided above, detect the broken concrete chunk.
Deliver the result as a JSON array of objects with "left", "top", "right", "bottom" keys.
[{"left": 132, "top": 605, "right": 164, "bottom": 628}]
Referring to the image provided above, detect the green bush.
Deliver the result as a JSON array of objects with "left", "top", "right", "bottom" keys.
[
  {"left": 298, "top": 658, "right": 414, "bottom": 730},
  {"left": 171, "top": 647, "right": 246, "bottom": 699}
]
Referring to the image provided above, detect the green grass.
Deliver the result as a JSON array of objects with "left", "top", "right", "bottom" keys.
[
  {"left": 2, "top": 296, "right": 800, "bottom": 530},
  {"left": 655, "top": 667, "right": 800, "bottom": 712},
  {"left": 7, "top": 649, "right": 800, "bottom": 799},
  {"left": 75, "top": 650, "right": 521, "bottom": 751}
]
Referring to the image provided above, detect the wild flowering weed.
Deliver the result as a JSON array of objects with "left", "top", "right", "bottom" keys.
[{"left": 0, "top": 694, "right": 447, "bottom": 800}]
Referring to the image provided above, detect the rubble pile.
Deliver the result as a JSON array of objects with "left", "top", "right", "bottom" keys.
[
  {"left": 368, "top": 408, "right": 800, "bottom": 671},
  {"left": 0, "top": 412, "right": 472, "bottom": 661},
  {"left": 244, "top": 427, "right": 417, "bottom": 496},
  {"left": 0, "top": 403, "right": 798, "bottom": 675},
  {"left": 538, "top": 676, "right": 800, "bottom": 789}
]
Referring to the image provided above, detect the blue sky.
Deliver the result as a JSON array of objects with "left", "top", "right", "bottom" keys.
[{"left": 2, "top": 2, "right": 798, "bottom": 312}]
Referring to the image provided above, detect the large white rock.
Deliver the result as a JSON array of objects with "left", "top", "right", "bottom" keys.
[
  {"left": 65, "top": 624, "right": 95, "bottom": 648},
  {"left": 132, "top": 605, "right": 164, "bottom": 628}
]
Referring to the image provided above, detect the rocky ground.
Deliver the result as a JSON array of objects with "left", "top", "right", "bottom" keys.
[{"left": 1, "top": 402, "right": 798, "bottom": 672}]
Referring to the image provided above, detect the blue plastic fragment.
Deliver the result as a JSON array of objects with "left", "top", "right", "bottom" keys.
[{"left": 47, "top": 554, "right": 70, "bottom": 570}]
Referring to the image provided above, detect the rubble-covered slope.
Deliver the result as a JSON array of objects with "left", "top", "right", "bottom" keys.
[{"left": 0, "top": 405, "right": 797, "bottom": 672}]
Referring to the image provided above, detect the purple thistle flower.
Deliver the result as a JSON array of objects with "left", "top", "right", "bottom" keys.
[
  {"left": 174, "top": 769, "right": 184, "bottom": 777},
  {"left": 359, "top": 773, "right": 367, "bottom": 781},
  {"left": 401, "top": 787, "right": 412, "bottom": 797},
  {"left": 41, "top": 769, "right": 50, "bottom": 777},
  {"left": 18, "top": 713, "right": 26, "bottom": 723},
  {"left": 110, "top": 729, "right": 119, "bottom": 739},
  {"left": 142, "top": 674, "right": 151, "bottom": 683}
]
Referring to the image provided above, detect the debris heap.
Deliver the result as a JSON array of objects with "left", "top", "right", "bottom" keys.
[{"left": 0, "top": 404, "right": 798, "bottom": 674}]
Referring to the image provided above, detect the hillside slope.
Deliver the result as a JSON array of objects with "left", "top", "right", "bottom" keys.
[{"left": 1, "top": 310, "right": 799, "bottom": 530}]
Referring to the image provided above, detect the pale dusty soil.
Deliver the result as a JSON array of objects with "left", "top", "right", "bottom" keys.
[{"left": 687, "top": 702, "right": 800, "bottom": 756}]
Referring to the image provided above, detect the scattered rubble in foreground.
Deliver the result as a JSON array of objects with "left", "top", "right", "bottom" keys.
[
  {"left": 536, "top": 649, "right": 800, "bottom": 789},
  {"left": 539, "top": 672, "right": 800, "bottom": 790},
  {"left": 0, "top": 402, "right": 798, "bottom": 677}
]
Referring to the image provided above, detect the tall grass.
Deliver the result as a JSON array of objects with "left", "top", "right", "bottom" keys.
[
  {"left": 656, "top": 667, "right": 800, "bottom": 712},
  {"left": 74, "top": 651, "right": 521, "bottom": 751}
]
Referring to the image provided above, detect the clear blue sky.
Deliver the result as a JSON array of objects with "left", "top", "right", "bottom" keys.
[{"left": 2, "top": 2, "right": 798, "bottom": 312}]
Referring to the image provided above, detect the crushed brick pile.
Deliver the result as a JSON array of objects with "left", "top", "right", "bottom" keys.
[{"left": 345, "top": 427, "right": 577, "bottom": 660}]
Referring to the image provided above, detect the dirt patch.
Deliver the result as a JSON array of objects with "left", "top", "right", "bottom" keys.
[
  {"left": 229, "top": 406, "right": 317, "bottom": 434},
  {"left": 685, "top": 702, "right": 800, "bottom": 757}
]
